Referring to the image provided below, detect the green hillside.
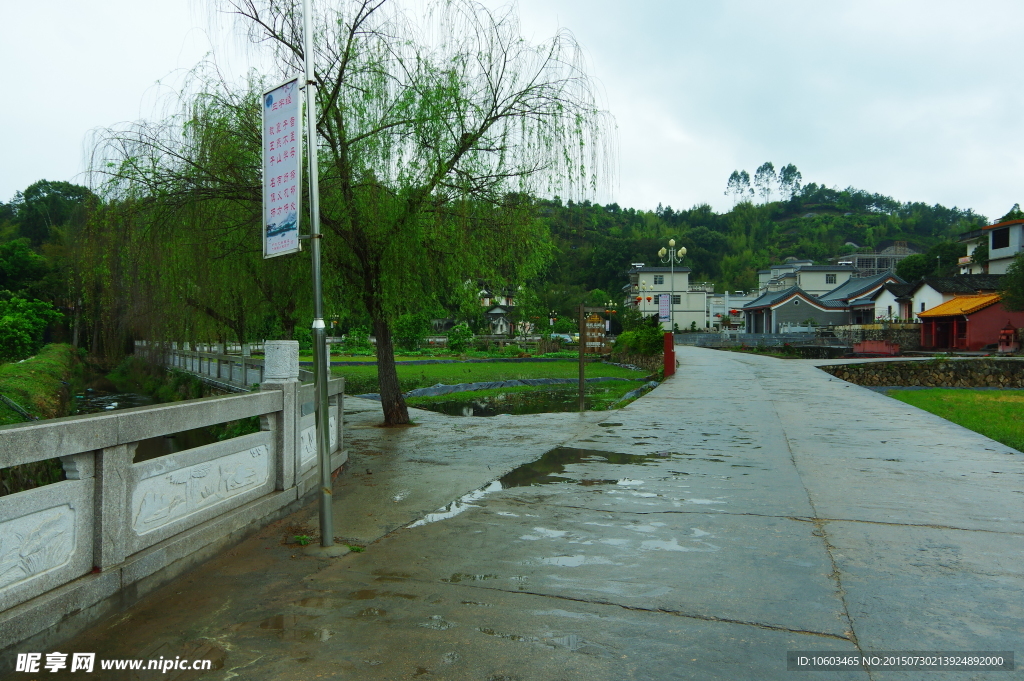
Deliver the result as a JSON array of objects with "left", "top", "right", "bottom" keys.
[{"left": 535, "top": 176, "right": 987, "bottom": 305}]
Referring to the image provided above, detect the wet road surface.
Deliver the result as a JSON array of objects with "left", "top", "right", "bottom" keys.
[{"left": 39, "top": 347, "right": 1022, "bottom": 680}]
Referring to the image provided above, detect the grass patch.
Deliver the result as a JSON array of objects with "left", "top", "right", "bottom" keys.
[
  {"left": 887, "top": 389, "right": 1024, "bottom": 452},
  {"left": 0, "top": 344, "right": 81, "bottom": 425},
  {"left": 334, "top": 360, "right": 648, "bottom": 395},
  {"left": 0, "top": 344, "right": 83, "bottom": 496}
]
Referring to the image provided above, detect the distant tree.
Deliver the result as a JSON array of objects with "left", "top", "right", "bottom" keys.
[
  {"left": 0, "top": 239, "right": 48, "bottom": 294},
  {"left": 926, "top": 242, "right": 965, "bottom": 276},
  {"left": 725, "top": 170, "right": 753, "bottom": 204},
  {"left": 17, "top": 181, "right": 94, "bottom": 246},
  {"left": 998, "top": 203, "right": 1024, "bottom": 223},
  {"left": 777, "top": 163, "right": 802, "bottom": 200},
  {"left": 753, "top": 162, "right": 776, "bottom": 204},
  {"left": 895, "top": 253, "right": 930, "bottom": 281},
  {"left": 971, "top": 240, "right": 989, "bottom": 271},
  {"left": 1001, "top": 253, "right": 1024, "bottom": 310},
  {"left": 0, "top": 298, "right": 63, "bottom": 361}
]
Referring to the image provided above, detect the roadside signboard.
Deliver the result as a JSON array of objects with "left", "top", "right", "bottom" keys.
[
  {"left": 262, "top": 78, "right": 302, "bottom": 258},
  {"left": 658, "top": 294, "right": 670, "bottom": 322},
  {"left": 585, "top": 314, "right": 605, "bottom": 354}
]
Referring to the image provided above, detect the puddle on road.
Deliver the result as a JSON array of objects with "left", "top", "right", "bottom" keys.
[
  {"left": 407, "top": 447, "right": 687, "bottom": 527},
  {"left": 498, "top": 447, "right": 679, "bottom": 488}
]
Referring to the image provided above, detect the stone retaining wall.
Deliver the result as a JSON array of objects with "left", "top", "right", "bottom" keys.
[
  {"left": 610, "top": 352, "right": 663, "bottom": 374},
  {"left": 819, "top": 358, "right": 1024, "bottom": 388},
  {"left": 832, "top": 324, "right": 922, "bottom": 351}
]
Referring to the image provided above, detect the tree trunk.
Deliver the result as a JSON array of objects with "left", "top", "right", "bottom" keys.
[{"left": 373, "top": 316, "right": 409, "bottom": 425}]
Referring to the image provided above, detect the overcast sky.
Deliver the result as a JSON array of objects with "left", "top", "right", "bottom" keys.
[{"left": 4, "top": 0, "right": 1023, "bottom": 222}]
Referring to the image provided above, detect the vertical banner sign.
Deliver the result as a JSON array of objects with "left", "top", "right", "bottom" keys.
[
  {"left": 262, "top": 78, "right": 302, "bottom": 258},
  {"left": 658, "top": 294, "right": 670, "bottom": 322}
]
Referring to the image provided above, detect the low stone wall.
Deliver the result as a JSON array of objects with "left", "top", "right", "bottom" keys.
[
  {"left": 820, "top": 359, "right": 1024, "bottom": 388},
  {"left": 610, "top": 352, "right": 663, "bottom": 374}
]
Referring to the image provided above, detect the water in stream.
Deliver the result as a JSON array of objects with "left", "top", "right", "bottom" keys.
[{"left": 74, "top": 387, "right": 220, "bottom": 462}]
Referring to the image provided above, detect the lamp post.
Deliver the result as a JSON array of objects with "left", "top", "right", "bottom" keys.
[
  {"left": 638, "top": 280, "right": 652, "bottom": 315},
  {"left": 604, "top": 300, "right": 617, "bottom": 333},
  {"left": 658, "top": 239, "right": 687, "bottom": 331}
]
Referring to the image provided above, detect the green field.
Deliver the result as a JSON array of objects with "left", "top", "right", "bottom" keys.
[
  {"left": 332, "top": 360, "right": 649, "bottom": 395},
  {"left": 887, "top": 389, "right": 1024, "bottom": 452}
]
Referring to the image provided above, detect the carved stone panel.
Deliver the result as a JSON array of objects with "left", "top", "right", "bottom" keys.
[
  {"left": 299, "top": 414, "right": 338, "bottom": 470},
  {"left": 131, "top": 445, "right": 270, "bottom": 536},
  {"left": 0, "top": 505, "right": 76, "bottom": 592}
]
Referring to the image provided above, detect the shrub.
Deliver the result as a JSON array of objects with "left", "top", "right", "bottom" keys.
[
  {"left": 613, "top": 325, "right": 663, "bottom": 356},
  {"left": 344, "top": 325, "right": 372, "bottom": 351},
  {"left": 393, "top": 312, "right": 432, "bottom": 351},
  {"left": 0, "top": 298, "right": 62, "bottom": 361},
  {"left": 447, "top": 323, "right": 474, "bottom": 353}
]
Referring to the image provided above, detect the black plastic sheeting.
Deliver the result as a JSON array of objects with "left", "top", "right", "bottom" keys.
[
  {"left": 354, "top": 376, "right": 644, "bottom": 401},
  {"left": 611, "top": 380, "right": 660, "bottom": 406},
  {"left": 302, "top": 357, "right": 576, "bottom": 367}
]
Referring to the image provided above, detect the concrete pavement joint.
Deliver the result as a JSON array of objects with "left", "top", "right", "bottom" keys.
[
  {"left": 766, "top": 392, "right": 872, "bottom": 678},
  {"left": 535, "top": 502, "right": 1024, "bottom": 536},
  {"left": 412, "top": 578, "right": 855, "bottom": 642}
]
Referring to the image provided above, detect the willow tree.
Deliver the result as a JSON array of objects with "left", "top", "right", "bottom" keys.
[
  {"left": 90, "top": 67, "right": 314, "bottom": 349},
  {"left": 94, "top": 0, "right": 610, "bottom": 424},
  {"left": 225, "top": 0, "right": 610, "bottom": 424}
]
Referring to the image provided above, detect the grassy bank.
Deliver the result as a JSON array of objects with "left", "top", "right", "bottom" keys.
[
  {"left": 109, "top": 357, "right": 259, "bottom": 441},
  {"left": 108, "top": 356, "right": 215, "bottom": 402},
  {"left": 333, "top": 359, "right": 649, "bottom": 395},
  {"left": 887, "top": 389, "right": 1024, "bottom": 452},
  {"left": 0, "top": 344, "right": 83, "bottom": 495},
  {"left": 0, "top": 344, "right": 82, "bottom": 426}
]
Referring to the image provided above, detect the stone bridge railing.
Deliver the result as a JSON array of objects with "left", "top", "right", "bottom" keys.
[
  {"left": 135, "top": 341, "right": 315, "bottom": 391},
  {"left": 0, "top": 341, "right": 344, "bottom": 657}
]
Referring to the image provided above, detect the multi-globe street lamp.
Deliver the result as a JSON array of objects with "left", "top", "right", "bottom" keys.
[
  {"left": 658, "top": 239, "right": 687, "bottom": 330},
  {"left": 604, "top": 300, "right": 618, "bottom": 332},
  {"left": 635, "top": 280, "right": 652, "bottom": 314}
]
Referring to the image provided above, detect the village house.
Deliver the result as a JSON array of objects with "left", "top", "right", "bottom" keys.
[
  {"left": 906, "top": 275, "right": 1003, "bottom": 317},
  {"left": 918, "top": 294, "right": 1024, "bottom": 351},
  {"left": 742, "top": 272, "right": 901, "bottom": 332},
  {"left": 982, "top": 218, "right": 1024, "bottom": 274},
  {"left": 626, "top": 264, "right": 714, "bottom": 330}
]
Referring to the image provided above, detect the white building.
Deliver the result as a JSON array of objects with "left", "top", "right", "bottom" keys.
[
  {"left": 707, "top": 291, "right": 757, "bottom": 329},
  {"left": 757, "top": 260, "right": 856, "bottom": 295},
  {"left": 983, "top": 219, "right": 1023, "bottom": 274},
  {"left": 626, "top": 265, "right": 713, "bottom": 331}
]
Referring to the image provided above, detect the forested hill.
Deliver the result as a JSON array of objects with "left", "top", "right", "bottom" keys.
[{"left": 536, "top": 182, "right": 988, "bottom": 298}]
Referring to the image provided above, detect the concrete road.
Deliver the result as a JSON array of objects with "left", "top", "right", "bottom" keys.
[{"left": 43, "top": 347, "right": 1022, "bottom": 680}]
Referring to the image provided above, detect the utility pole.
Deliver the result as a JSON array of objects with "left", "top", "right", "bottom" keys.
[{"left": 578, "top": 304, "right": 585, "bottom": 412}]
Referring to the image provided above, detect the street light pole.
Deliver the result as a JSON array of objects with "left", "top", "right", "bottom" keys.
[
  {"left": 302, "top": 0, "right": 334, "bottom": 550},
  {"left": 658, "top": 239, "right": 686, "bottom": 331}
]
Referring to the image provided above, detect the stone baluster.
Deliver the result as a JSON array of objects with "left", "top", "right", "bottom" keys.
[{"left": 261, "top": 341, "right": 300, "bottom": 491}]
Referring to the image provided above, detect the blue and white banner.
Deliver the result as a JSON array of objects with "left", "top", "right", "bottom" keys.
[{"left": 262, "top": 78, "right": 302, "bottom": 258}]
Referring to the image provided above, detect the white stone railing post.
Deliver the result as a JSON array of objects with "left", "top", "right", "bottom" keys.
[
  {"left": 94, "top": 444, "right": 133, "bottom": 570},
  {"left": 261, "top": 341, "right": 300, "bottom": 491}
]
